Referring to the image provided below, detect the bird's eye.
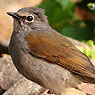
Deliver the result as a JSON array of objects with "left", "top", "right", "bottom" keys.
[{"left": 26, "top": 15, "right": 34, "bottom": 22}]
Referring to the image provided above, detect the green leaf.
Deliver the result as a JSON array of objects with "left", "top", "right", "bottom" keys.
[
  {"left": 87, "top": 3, "right": 95, "bottom": 10},
  {"left": 85, "top": 46, "right": 90, "bottom": 56},
  {"left": 86, "top": 40, "right": 94, "bottom": 46}
]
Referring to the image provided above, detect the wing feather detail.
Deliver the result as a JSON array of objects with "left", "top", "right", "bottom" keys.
[{"left": 25, "top": 30, "right": 95, "bottom": 79}]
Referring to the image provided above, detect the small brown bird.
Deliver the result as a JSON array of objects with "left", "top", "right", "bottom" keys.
[{"left": 7, "top": 7, "right": 95, "bottom": 95}]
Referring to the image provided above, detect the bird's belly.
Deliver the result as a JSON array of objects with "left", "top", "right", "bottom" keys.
[{"left": 16, "top": 51, "right": 82, "bottom": 95}]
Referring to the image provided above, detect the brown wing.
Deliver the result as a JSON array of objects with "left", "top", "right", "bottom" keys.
[{"left": 25, "top": 30, "right": 95, "bottom": 79}]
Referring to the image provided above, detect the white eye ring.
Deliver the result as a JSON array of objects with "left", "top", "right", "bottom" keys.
[{"left": 26, "top": 15, "right": 34, "bottom": 23}]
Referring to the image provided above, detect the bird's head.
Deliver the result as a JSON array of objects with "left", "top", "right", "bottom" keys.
[{"left": 7, "top": 7, "right": 49, "bottom": 31}]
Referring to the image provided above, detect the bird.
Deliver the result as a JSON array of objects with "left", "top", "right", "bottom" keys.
[{"left": 7, "top": 7, "right": 95, "bottom": 95}]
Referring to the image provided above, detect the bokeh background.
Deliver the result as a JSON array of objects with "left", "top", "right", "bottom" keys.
[{"left": 0, "top": 0, "right": 95, "bottom": 58}]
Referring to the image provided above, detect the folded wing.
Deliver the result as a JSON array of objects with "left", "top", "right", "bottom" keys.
[{"left": 25, "top": 30, "right": 95, "bottom": 79}]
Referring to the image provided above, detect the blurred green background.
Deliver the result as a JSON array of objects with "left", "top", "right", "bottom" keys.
[{"left": 38, "top": 0, "right": 95, "bottom": 41}]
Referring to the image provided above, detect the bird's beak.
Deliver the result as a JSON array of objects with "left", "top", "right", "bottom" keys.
[{"left": 7, "top": 12, "right": 20, "bottom": 19}]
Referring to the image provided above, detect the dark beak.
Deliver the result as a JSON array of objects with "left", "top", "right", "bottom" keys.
[{"left": 7, "top": 12, "right": 20, "bottom": 19}]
